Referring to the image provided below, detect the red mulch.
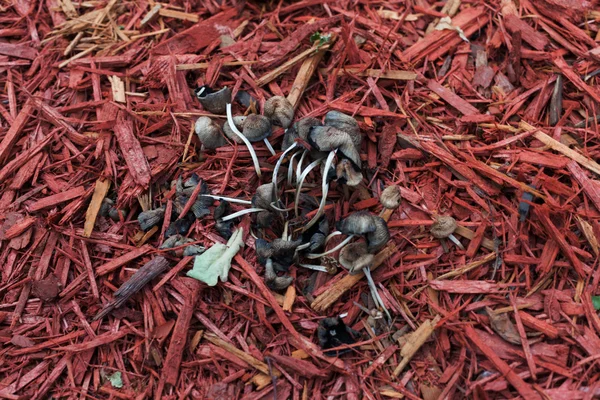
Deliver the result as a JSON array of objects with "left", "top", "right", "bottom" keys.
[{"left": 1, "top": 0, "right": 600, "bottom": 399}]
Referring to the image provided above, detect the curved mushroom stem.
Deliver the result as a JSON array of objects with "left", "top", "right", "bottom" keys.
[
  {"left": 363, "top": 267, "right": 392, "bottom": 322},
  {"left": 294, "top": 158, "right": 323, "bottom": 217},
  {"left": 297, "top": 264, "right": 329, "bottom": 273},
  {"left": 287, "top": 150, "right": 300, "bottom": 186},
  {"left": 226, "top": 103, "right": 261, "bottom": 177},
  {"left": 264, "top": 138, "right": 276, "bottom": 156},
  {"left": 325, "top": 230, "right": 342, "bottom": 244},
  {"left": 447, "top": 233, "right": 465, "bottom": 250},
  {"left": 295, "top": 150, "right": 308, "bottom": 185},
  {"left": 272, "top": 142, "right": 298, "bottom": 203},
  {"left": 305, "top": 234, "right": 354, "bottom": 259},
  {"left": 270, "top": 202, "right": 293, "bottom": 212},
  {"left": 303, "top": 150, "right": 336, "bottom": 232},
  {"left": 220, "top": 207, "right": 265, "bottom": 221},
  {"left": 198, "top": 194, "right": 252, "bottom": 205},
  {"left": 295, "top": 242, "right": 311, "bottom": 252}
]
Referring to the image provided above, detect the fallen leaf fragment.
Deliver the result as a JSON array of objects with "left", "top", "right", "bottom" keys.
[{"left": 187, "top": 228, "right": 244, "bottom": 286}]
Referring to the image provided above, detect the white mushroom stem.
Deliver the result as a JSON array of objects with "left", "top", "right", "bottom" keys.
[
  {"left": 199, "top": 194, "right": 252, "bottom": 205},
  {"left": 287, "top": 150, "right": 300, "bottom": 186},
  {"left": 264, "top": 138, "right": 276, "bottom": 156},
  {"left": 296, "top": 150, "right": 308, "bottom": 185},
  {"left": 306, "top": 234, "right": 354, "bottom": 259},
  {"left": 448, "top": 233, "right": 465, "bottom": 250},
  {"left": 294, "top": 158, "right": 323, "bottom": 217},
  {"left": 220, "top": 207, "right": 265, "bottom": 221},
  {"left": 325, "top": 230, "right": 342, "bottom": 244},
  {"left": 363, "top": 267, "right": 392, "bottom": 322},
  {"left": 270, "top": 202, "right": 293, "bottom": 212},
  {"left": 295, "top": 242, "right": 311, "bottom": 252},
  {"left": 226, "top": 103, "right": 261, "bottom": 177},
  {"left": 303, "top": 150, "right": 336, "bottom": 232},
  {"left": 272, "top": 143, "right": 298, "bottom": 204},
  {"left": 298, "top": 264, "right": 329, "bottom": 273}
]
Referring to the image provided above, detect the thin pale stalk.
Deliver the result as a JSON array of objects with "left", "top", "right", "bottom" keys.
[
  {"left": 199, "top": 194, "right": 252, "bottom": 204},
  {"left": 325, "top": 230, "right": 342, "bottom": 243},
  {"left": 221, "top": 207, "right": 265, "bottom": 221},
  {"left": 448, "top": 233, "right": 465, "bottom": 250},
  {"left": 226, "top": 103, "right": 261, "bottom": 177},
  {"left": 272, "top": 143, "right": 298, "bottom": 203},
  {"left": 294, "top": 158, "right": 323, "bottom": 217},
  {"left": 303, "top": 150, "right": 336, "bottom": 232},
  {"left": 298, "top": 264, "right": 329, "bottom": 273},
  {"left": 306, "top": 234, "right": 354, "bottom": 259},
  {"left": 364, "top": 267, "right": 392, "bottom": 322},
  {"left": 264, "top": 138, "right": 276, "bottom": 156},
  {"left": 296, "top": 149, "right": 308, "bottom": 184},
  {"left": 287, "top": 151, "right": 300, "bottom": 186}
]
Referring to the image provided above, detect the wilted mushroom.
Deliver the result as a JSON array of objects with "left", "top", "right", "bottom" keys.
[
  {"left": 431, "top": 215, "right": 464, "bottom": 251},
  {"left": 336, "top": 211, "right": 389, "bottom": 253},
  {"left": 336, "top": 158, "right": 362, "bottom": 187},
  {"left": 339, "top": 242, "right": 373, "bottom": 274},
  {"left": 195, "top": 116, "right": 227, "bottom": 149},
  {"left": 219, "top": 183, "right": 275, "bottom": 222},
  {"left": 264, "top": 258, "right": 293, "bottom": 291},
  {"left": 255, "top": 237, "right": 302, "bottom": 272},
  {"left": 194, "top": 86, "right": 231, "bottom": 114},
  {"left": 214, "top": 201, "right": 234, "bottom": 240},
  {"left": 264, "top": 96, "right": 294, "bottom": 128},
  {"left": 138, "top": 207, "right": 165, "bottom": 231},
  {"left": 380, "top": 185, "right": 401, "bottom": 211}
]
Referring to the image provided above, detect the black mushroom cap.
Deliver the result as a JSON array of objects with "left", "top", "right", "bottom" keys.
[
  {"left": 195, "top": 116, "right": 227, "bottom": 149},
  {"left": 324, "top": 110, "right": 361, "bottom": 150},
  {"left": 301, "top": 217, "right": 329, "bottom": 252},
  {"left": 366, "top": 215, "right": 390, "bottom": 253},
  {"left": 264, "top": 96, "right": 294, "bottom": 129},
  {"left": 214, "top": 201, "right": 234, "bottom": 240},
  {"left": 138, "top": 207, "right": 165, "bottom": 231},
  {"left": 308, "top": 126, "right": 362, "bottom": 168},
  {"left": 194, "top": 86, "right": 231, "bottom": 114},
  {"left": 255, "top": 237, "right": 302, "bottom": 272}
]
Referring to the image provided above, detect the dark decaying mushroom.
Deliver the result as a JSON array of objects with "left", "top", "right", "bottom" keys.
[
  {"left": 308, "top": 126, "right": 361, "bottom": 168},
  {"left": 301, "top": 217, "right": 329, "bottom": 252},
  {"left": 317, "top": 317, "right": 360, "bottom": 356},
  {"left": 281, "top": 117, "right": 322, "bottom": 151},
  {"left": 264, "top": 258, "right": 293, "bottom": 291},
  {"left": 194, "top": 86, "right": 231, "bottom": 114},
  {"left": 138, "top": 207, "right": 165, "bottom": 231},
  {"left": 336, "top": 158, "right": 362, "bottom": 186},
  {"left": 255, "top": 237, "right": 302, "bottom": 272},
  {"left": 214, "top": 201, "right": 234, "bottom": 239}
]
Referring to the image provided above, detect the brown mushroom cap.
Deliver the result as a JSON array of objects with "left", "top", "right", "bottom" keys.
[
  {"left": 252, "top": 183, "right": 275, "bottom": 210},
  {"left": 380, "top": 185, "right": 401, "bottom": 209},
  {"left": 336, "top": 159, "right": 362, "bottom": 187},
  {"left": 242, "top": 114, "right": 272, "bottom": 142},
  {"left": 195, "top": 116, "right": 227, "bottom": 149},
  {"left": 430, "top": 215, "right": 458, "bottom": 238},
  {"left": 223, "top": 115, "right": 246, "bottom": 143},
  {"left": 339, "top": 242, "right": 374, "bottom": 274},
  {"left": 264, "top": 96, "right": 294, "bottom": 128}
]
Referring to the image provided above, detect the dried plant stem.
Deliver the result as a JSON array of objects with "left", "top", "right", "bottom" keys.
[
  {"left": 303, "top": 150, "right": 336, "bottom": 232},
  {"left": 221, "top": 207, "right": 265, "bottom": 221}
]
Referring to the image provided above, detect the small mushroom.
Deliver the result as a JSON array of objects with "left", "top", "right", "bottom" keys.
[
  {"left": 214, "top": 201, "right": 234, "bottom": 240},
  {"left": 324, "top": 110, "right": 361, "bottom": 150},
  {"left": 138, "top": 207, "right": 165, "bottom": 231},
  {"left": 252, "top": 183, "right": 275, "bottom": 210},
  {"left": 339, "top": 242, "right": 374, "bottom": 274},
  {"left": 431, "top": 215, "right": 464, "bottom": 251},
  {"left": 194, "top": 86, "right": 231, "bottom": 114},
  {"left": 222, "top": 116, "right": 247, "bottom": 143},
  {"left": 264, "top": 96, "right": 294, "bottom": 128},
  {"left": 337, "top": 211, "right": 377, "bottom": 235},
  {"left": 308, "top": 126, "right": 361, "bottom": 168},
  {"left": 164, "top": 213, "right": 195, "bottom": 238},
  {"left": 242, "top": 114, "right": 272, "bottom": 142},
  {"left": 195, "top": 116, "right": 227, "bottom": 149},
  {"left": 255, "top": 237, "right": 301, "bottom": 272},
  {"left": 366, "top": 216, "right": 390, "bottom": 253},
  {"left": 264, "top": 259, "right": 293, "bottom": 291},
  {"left": 380, "top": 185, "right": 401, "bottom": 210},
  {"left": 336, "top": 159, "right": 362, "bottom": 187}
]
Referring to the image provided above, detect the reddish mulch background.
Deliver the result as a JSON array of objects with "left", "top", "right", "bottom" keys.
[{"left": 2, "top": 0, "right": 600, "bottom": 399}]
